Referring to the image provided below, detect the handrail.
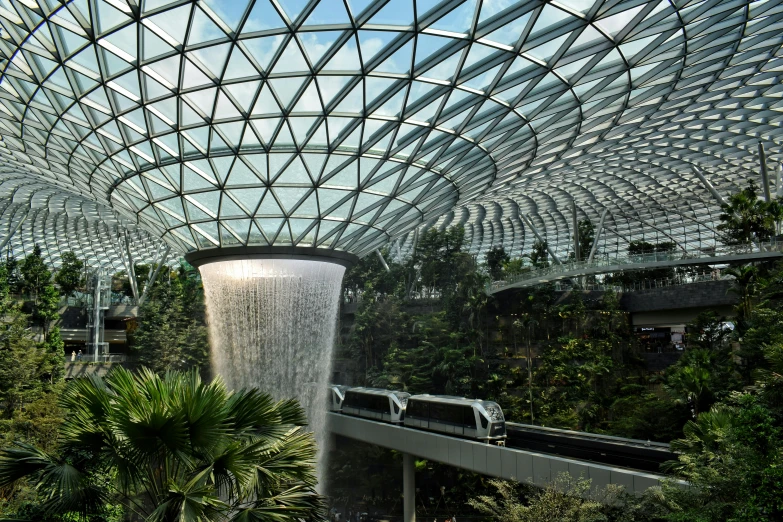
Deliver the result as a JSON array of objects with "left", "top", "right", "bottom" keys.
[{"left": 489, "top": 240, "right": 783, "bottom": 293}]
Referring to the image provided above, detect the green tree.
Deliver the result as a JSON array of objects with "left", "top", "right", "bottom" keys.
[
  {"left": 36, "top": 283, "right": 60, "bottom": 336},
  {"left": 662, "top": 394, "right": 783, "bottom": 521},
  {"left": 132, "top": 265, "right": 210, "bottom": 375},
  {"left": 19, "top": 245, "right": 50, "bottom": 298},
  {"left": 665, "top": 313, "right": 737, "bottom": 417},
  {"left": 486, "top": 246, "right": 510, "bottom": 281},
  {"left": 53, "top": 252, "right": 84, "bottom": 297},
  {"left": 528, "top": 240, "right": 549, "bottom": 269},
  {"left": 0, "top": 367, "right": 325, "bottom": 522},
  {"left": 718, "top": 180, "right": 776, "bottom": 245},
  {"left": 724, "top": 264, "right": 760, "bottom": 325}
]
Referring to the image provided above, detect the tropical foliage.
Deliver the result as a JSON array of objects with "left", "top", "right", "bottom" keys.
[{"left": 0, "top": 368, "right": 324, "bottom": 522}]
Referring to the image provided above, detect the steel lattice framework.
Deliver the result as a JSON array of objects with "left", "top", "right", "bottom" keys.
[{"left": 0, "top": 0, "right": 781, "bottom": 265}]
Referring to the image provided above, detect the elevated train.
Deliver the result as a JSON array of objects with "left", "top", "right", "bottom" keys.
[{"left": 329, "top": 385, "right": 676, "bottom": 471}]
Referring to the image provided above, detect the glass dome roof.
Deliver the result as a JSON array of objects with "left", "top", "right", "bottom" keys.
[{"left": 0, "top": 0, "right": 781, "bottom": 261}]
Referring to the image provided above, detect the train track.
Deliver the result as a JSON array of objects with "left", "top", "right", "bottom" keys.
[{"left": 505, "top": 423, "right": 676, "bottom": 473}]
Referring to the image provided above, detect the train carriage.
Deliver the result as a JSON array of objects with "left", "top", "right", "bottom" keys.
[
  {"left": 404, "top": 395, "right": 506, "bottom": 443},
  {"left": 341, "top": 387, "right": 410, "bottom": 424}
]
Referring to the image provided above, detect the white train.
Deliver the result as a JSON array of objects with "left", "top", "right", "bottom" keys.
[{"left": 329, "top": 386, "right": 506, "bottom": 444}]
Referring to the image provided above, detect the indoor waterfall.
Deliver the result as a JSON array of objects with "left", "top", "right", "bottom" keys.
[{"left": 199, "top": 258, "right": 345, "bottom": 485}]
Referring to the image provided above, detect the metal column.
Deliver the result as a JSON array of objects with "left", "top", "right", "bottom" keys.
[
  {"left": 0, "top": 209, "right": 29, "bottom": 252},
  {"left": 123, "top": 231, "right": 139, "bottom": 302},
  {"left": 572, "top": 201, "right": 579, "bottom": 261},
  {"left": 403, "top": 453, "right": 416, "bottom": 522},
  {"left": 521, "top": 215, "right": 562, "bottom": 265},
  {"left": 91, "top": 275, "right": 103, "bottom": 363},
  {"left": 375, "top": 249, "right": 390, "bottom": 272},
  {"left": 139, "top": 245, "right": 171, "bottom": 305},
  {"left": 759, "top": 141, "right": 771, "bottom": 202},
  {"left": 691, "top": 167, "right": 726, "bottom": 206},
  {"left": 588, "top": 208, "right": 609, "bottom": 263}
]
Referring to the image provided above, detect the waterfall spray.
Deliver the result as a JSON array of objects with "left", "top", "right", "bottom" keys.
[{"left": 199, "top": 258, "right": 345, "bottom": 486}]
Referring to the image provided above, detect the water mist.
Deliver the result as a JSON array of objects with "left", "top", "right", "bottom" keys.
[{"left": 199, "top": 258, "right": 345, "bottom": 486}]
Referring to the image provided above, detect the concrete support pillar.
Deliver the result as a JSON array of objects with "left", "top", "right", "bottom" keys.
[
  {"left": 403, "top": 453, "right": 415, "bottom": 522},
  {"left": 759, "top": 141, "right": 772, "bottom": 202}
]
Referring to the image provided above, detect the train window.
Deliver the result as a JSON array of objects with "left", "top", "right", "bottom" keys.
[
  {"left": 407, "top": 400, "right": 427, "bottom": 417},
  {"left": 479, "top": 411, "right": 488, "bottom": 430},
  {"left": 429, "top": 403, "right": 445, "bottom": 422},
  {"left": 393, "top": 402, "right": 400, "bottom": 415}
]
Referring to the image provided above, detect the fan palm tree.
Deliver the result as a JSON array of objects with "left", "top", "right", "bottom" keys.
[
  {"left": 724, "top": 263, "right": 759, "bottom": 322},
  {"left": 0, "top": 367, "right": 325, "bottom": 522}
]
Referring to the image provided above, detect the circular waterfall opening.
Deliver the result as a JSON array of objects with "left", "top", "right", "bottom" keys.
[{"left": 198, "top": 257, "right": 346, "bottom": 487}]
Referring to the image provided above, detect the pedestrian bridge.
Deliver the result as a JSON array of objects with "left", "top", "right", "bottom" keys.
[
  {"left": 327, "top": 413, "right": 679, "bottom": 496},
  {"left": 488, "top": 242, "right": 783, "bottom": 294}
]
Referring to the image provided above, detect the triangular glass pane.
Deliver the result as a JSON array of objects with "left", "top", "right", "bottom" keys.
[
  {"left": 258, "top": 192, "right": 284, "bottom": 215},
  {"left": 230, "top": 187, "right": 265, "bottom": 213},
  {"left": 419, "top": 50, "right": 461, "bottom": 81},
  {"left": 302, "top": 152, "right": 328, "bottom": 178},
  {"left": 202, "top": 0, "right": 251, "bottom": 32},
  {"left": 317, "top": 75, "right": 353, "bottom": 107},
  {"left": 277, "top": 0, "right": 310, "bottom": 22},
  {"left": 251, "top": 84, "right": 282, "bottom": 116},
  {"left": 273, "top": 187, "right": 310, "bottom": 212},
  {"left": 182, "top": 59, "right": 213, "bottom": 89},
  {"left": 243, "top": 35, "right": 287, "bottom": 71},
  {"left": 526, "top": 33, "right": 569, "bottom": 63},
  {"left": 597, "top": 5, "right": 644, "bottom": 38},
  {"left": 224, "top": 47, "right": 258, "bottom": 80},
  {"left": 96, "top": 0, "right": 132, "bottom": 35},
  {"left": 250, "top": 118, "right": 281, "bottom": 144},
  {"left": 242, "top": 0, "right": 288, "bottom": 33},
  {"left": 256, "top": 218, "right": 284, "bottom": 240},
  {"left": 271, "top": 38, "right": 310, "bottom": 74},
  {"left": 227, "top": 158, "right": 265, "bottom": 186},
  {"left": 414, "top": 34, "right": 453, "bottom": 67},
  {"left": 191, "top": 42, "right": 232, "bottom": 78},
  {"left": 300, "top": 31, "right": 342, "bottom": 65},
  {"left": 226, "top": 81, "right": 261, "bottom": 112},
  {"left": 461, "top": 63, "right": 502, "bottom": 92},
  {"left": 374, "top": 41, "right": 413, "bottom": 75},
  {"left": 483, "top": 12, "right": 531, "bottom": 47},
  {"left": 373, "top": 90, "right": 406, "bottom": 117},
  {"left": 322, "top": 39, "right": 361, "bottom": 72},
  {"left": 331, "top": 82, "right": 363, "bottom": 113},
  {"left": 428, "top": 0, "right": 477, "bottom": 34},
  {"left": 142, "top": 27, "right": 173, "bottom": 61},
  {"left": 303, "top": 0, "right": 352, "bottom": 25},
  {"left": 358, "top": 30, "right": 398, "bottom": 63},
  {"left": 559, "top": 0, "right": 596, "bottom": 15},
  {"left": 529, "top": 4, "right": 571, "bottom": 39},
  {"left": 366, "top": 0, "right": 414, "bottom": 27},
  {"left": 188, "top": 7, "right": 227, "bottom": 45},
  {"left": 269, "top": 76, "right": 307, "bottom": 108}
]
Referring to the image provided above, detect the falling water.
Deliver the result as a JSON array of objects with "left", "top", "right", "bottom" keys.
[{"left": 199, "top": 258, "right": 345, "bottom": 485}]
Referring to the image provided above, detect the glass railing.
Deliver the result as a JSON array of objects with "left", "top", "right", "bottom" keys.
[{"left": 488, "top": 240, "right": 783, "bottom": 293}]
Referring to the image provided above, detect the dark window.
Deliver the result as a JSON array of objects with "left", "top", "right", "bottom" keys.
[
  {"left": 479, "top": 411, "right": 488, "bottom": 430},
  {"left": 407, "top": 400, "right": 427, "bottom": 418},
  {"left": 393, "top": 402, "right": 400, "bottom": 414}
]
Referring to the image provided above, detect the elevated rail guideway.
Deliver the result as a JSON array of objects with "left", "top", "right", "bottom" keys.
[
  {"left": 488, "top": 241, "right": 783, "bottom": 294},
  {"left": 328, "top": 413, "right": 683, "bottom": 522}
]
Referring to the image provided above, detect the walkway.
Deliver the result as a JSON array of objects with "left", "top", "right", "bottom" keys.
[
  {"left": 488, "top": 242, "right": 783, "bottom": 294},
  {"left": 327, "top": 413, "right": 679, "bottom": 494}
]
